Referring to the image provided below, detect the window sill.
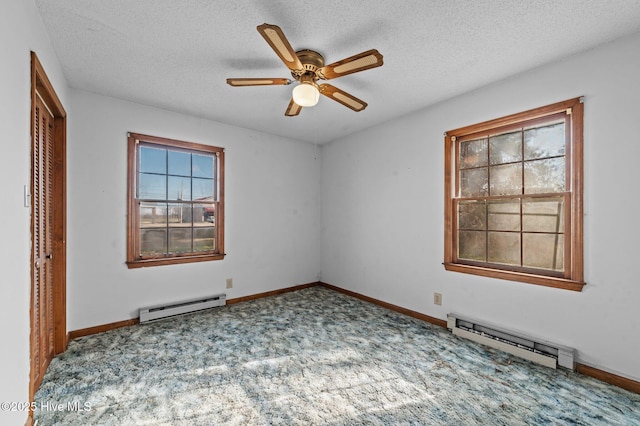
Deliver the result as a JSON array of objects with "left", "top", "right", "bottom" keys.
[
  {"left": 127, "top": 253, "right": 225, "bottom": 269},
  {"left": 443, "top": 262, "right": 585, "bottom": 292}
]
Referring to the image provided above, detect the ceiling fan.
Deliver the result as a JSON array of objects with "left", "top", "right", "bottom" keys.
[{"left": 226, "top": 23, "right": 384, "bottom": 117}]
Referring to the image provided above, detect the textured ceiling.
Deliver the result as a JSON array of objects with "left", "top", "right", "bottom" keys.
[{"left": 35, "top": 0, "right": 640, "bottom": 144}]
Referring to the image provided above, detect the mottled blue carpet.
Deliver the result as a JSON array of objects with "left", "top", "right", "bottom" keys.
[{"left": 35, "top": 286, "right": 640, "bottom": 425}]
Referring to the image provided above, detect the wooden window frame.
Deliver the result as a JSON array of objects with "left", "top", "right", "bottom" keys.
[
  {"left": 126, "top": 133, "right": 225, "bottom": 268},
  {"left": 444, "top": 97, "right": 584, "bottom": 291}
]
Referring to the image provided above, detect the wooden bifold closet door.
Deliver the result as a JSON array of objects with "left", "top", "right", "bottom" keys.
[{"left": 31, "top": 93, "right": 56, "bottom": 391}]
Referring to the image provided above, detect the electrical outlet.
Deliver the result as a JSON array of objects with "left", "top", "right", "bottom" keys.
[
  {"left": 226, "top": 278, "right": 233, "bottom": 289},
  {"left": 434, "top": 292, "right": 442, "bottom": 306}
]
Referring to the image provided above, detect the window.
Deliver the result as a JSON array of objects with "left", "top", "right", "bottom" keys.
[
  {"left": 127, "top": 133, "right": 224, "bottom": 268},
  {"left": 444, "top": 98, "right": 584, "bottom": 291}
]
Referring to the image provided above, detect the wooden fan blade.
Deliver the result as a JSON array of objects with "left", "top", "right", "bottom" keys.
[
  {"left": 319, "top": 84, "right": 368, "bottom": 112},
  {"left": 257, "top": 23, "right": 303, "bottom": 71},
  {"left": 285, "top": 99, "right": 302, "bottom": 116},
  {"left": 226, "top": 78, "right": 292, "bottom": 87},
  {"left": 318, "top": 49, "right": 383, "bottom": 80}
]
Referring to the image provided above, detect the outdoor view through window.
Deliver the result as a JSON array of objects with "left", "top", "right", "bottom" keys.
[
  {"left": 457, "top": 119, "right": 566, "bottom": 271},
  {"left": 127, "top": 133, "right": 224, "bottom": 267},
  {"left": 444, "top": 98, "right": 584, "bottom": 291}
]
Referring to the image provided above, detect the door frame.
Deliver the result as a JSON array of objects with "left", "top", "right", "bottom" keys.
[{"left": 29, "top": 51, "right": 67, "bottom": 401}]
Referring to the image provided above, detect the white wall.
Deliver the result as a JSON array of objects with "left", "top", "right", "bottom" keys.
[
  {"left": 321, "top": 31, "right": 640, "bottom": 381},
  {"left": 0, "top": 0, "right": 69, "bottom": 424},
  {"left": 67, "top": 90, "right": 321, "bottom": 330}
]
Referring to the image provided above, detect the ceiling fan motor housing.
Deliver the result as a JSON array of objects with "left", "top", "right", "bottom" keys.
[{"left": 291, "top": 49, "right": 324, "bottom": 81}]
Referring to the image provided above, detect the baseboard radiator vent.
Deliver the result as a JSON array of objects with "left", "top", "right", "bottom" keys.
[
  {"left": 139, "top": 293, "right": 226, "bottom": 323},
  {"left": 447, "top": 313, "right": 575, "bottom": 370}
]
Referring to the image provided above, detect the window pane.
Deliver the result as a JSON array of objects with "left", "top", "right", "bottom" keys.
[
  {"left": 193, "top": 178, "right": 214, "bottom": 200},
  {"left": 522, "top": 198, "right": 564, "bottom": 233},
  {"left": 168, "top": 176, "right": 191, "bottom": 201},
  {"left": 194, "top": 227, "right": 215, "bottom": 252},
  {"left": 168, "top": 150, "right": 191, "bottom": 177},
  {"left": 460, "top": 168, "right": 488, "bottom": 197},
  {"left": 139, "top": 146, "right": 166, "bottom": 174},
  {"left": 458, "top": 230, "right": 486, "bottom": 262},
  {"left": 524, "top": 157, "right": 565, "bottom": 194},
  {"left": 460, "top": 138, "right": 488, "bottom": 168},
  {"left": 458, "top": 200, "right": 485, "bottom": 230},
  {"left": 168, "top": 228, "right": 192, "bottom": 253},
  {"left": 139, "top": 173, "right": 166, "bottom": 200},
  {"left": 193, "top": 154, "right": 214, "bottom": 178},
  {"left": 140, "top": 229, "right": 167, "bottom": 255},
  {"left": 487, "top": 232, "right": 520, "bottom": 266},
  {"left": 524, "top": 122, "right": 565, "bottom": 160},
  {"left": 194, "top": 203, "right": 215, "bottom": 225},
  {"left": 444, "top": 99, "right": 583, "bottom": 286},
  {"left": 168, "top": 203, "right": 192, "bottom": 225},
  {"left": 129, "top": 135, "right": 224, "bottom": 266},
  {"left": 488, "top": 200, "right": 520, "bottom": 231},
  {"left": 490, "top": 163, "right": 522, "bottom": 196},
  {"left": 490, "top": 131, "right": 522, "bottom": 165},
  {"left": 523, "top": 233, "right": 563, "bottom": 271},
  {"left": 140, "top": 202, "right": 167, "bottom": 226}
]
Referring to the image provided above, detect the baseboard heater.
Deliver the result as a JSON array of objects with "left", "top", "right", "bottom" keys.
[
  {"left": 139, "top": 293, "right": 226, "bottom": 323},
  {"left": 447, "top": 313, "right": 575, "bottom": 370}
]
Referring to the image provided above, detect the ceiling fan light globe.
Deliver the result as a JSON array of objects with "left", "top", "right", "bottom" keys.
[{"left": 292, "top": 83, "right": 319, "bottom": 107}]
